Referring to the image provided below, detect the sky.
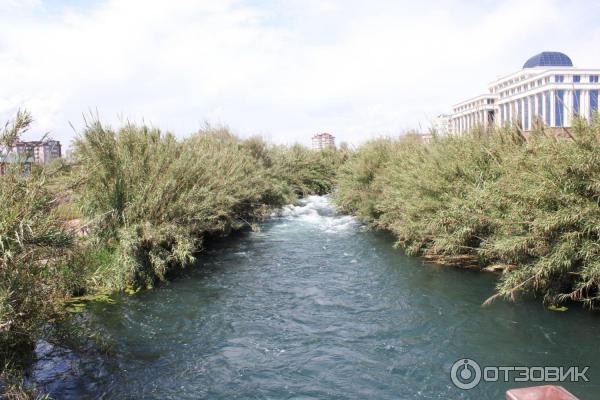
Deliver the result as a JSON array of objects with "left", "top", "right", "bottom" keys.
[{"left": 2, "top": 0, "right": 600, "bottom": 147}]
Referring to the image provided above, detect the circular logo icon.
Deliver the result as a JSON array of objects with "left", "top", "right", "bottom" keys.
[{"left": 450, "top": 358, "right": 482, "bottom": 390}]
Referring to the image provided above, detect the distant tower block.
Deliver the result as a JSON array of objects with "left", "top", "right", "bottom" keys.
[{"left": 311, "top": 132, "right": 335, "bottom": 150}]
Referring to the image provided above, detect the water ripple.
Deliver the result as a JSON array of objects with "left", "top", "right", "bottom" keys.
[{"left": 33, "top": 196, "right": 600, "bottom": 399}]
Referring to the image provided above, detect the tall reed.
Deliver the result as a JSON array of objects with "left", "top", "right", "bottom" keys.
[
  {"left": 0, "top": 111, "right": 78, "bottom": 369},
  {"left": 0, "top": 112, "right": 346, "bottom": 394},
  {"left": 71, "top": 121, "right": 346, "bottom": 290},
  {"left": 334, "top": 118, "right": 600, "bottom": 308}
]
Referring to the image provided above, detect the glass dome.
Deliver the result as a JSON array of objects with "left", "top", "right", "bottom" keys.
[{"left": 523, "top": 52, "right": 573, "bottom": 69}]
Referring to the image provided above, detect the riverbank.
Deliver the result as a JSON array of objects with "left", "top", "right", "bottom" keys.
[
  {"left": 0, "top": 111, "right": 348, "bottom": 393},
  {"left": 26, "top": 196, "right": 600, "bottom": 399},
  {"left": 333, "top": 119, "right": 600, "bottom": 310}
]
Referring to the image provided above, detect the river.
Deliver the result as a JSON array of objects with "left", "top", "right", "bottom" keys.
[{"left": 33, "top": 196, "right": 600, "bottom": 399}]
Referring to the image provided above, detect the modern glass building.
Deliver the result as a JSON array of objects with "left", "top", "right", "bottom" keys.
[{"left": 450, "top": 52, "right": 600, "bottom": 133}]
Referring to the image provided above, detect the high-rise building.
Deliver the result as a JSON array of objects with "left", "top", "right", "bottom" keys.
[
  {"left": 10, "top": 139, "right": 62, "bottom": 165},
  {"left": 450, "top": 52, "right": 600, "bottom": 133},
  {"left": 312, "top": 133, "right": 335, "bottom": 150}
]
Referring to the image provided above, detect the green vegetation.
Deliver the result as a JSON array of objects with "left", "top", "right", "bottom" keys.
[
  {"left": 0, "top": 112, "right": 345, "bottom": 392},
  {"left": 0, "top": 111, "right": 81, "bottom": 369},
  {"left": 267, "top": 144, "right": 348, "bottom": 197},
  {"left": 71, "top": 122, "right": 346, "bottom": 290},
  {"left": 334, "top": 119, "right": 600, "bottom": 309},
  {"left": 9, "top": 104, "right": 600, "bottom": 394}
]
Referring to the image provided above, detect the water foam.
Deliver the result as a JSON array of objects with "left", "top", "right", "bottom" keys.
[{"left": 272, "top": 195, "right": 359, "bottom": 233}]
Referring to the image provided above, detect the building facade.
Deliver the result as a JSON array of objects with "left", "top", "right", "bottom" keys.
[
  {"left": 452, "top": 95, "right": 497, "bottom": 133},
  {"left": 432, "top": 114, "right": 453, "bottom": 135},
  {"left": 10, "top": 140, "right": 62, "bottom": 165},
  {"left": 451, "top": 52, "right": 600, "bottom": 134},
  {"left": 312, "top": 133, "right": 335, "bottom": 150}
]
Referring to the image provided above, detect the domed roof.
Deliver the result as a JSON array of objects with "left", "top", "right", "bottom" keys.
[{"left": 523, "top": 52, "right": 573, "bottom": 69}]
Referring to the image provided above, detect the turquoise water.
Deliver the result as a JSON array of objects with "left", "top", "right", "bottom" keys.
[{"left": 34, "top": 196, "right": 600, "bottom": 399}]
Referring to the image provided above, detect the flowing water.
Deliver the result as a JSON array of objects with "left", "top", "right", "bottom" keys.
[{"left": 34, "top": 196, "right": 600, "bottom": 399}]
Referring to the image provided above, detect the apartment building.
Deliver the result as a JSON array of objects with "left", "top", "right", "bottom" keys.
[{"left": 312, "top": 133, "right": 335, "bottom": 150}]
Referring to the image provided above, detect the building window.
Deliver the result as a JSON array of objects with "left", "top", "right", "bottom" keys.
[
  {"left": 591, "top": 90, "right": 599, "bottom": 118},
  {"left": 590, "top": 75, "right": 599, "bottom": 83},
  {"left": 555, "top": 75, "right": 565, "bottom": 83},
  {"left": 573, "top": 75, "right": 581, "bottom": 83},
  {"left": 573, "top": 90, "right": 581, "bottom": 115},
  {"left": 555, "top": 90, "right": 565, "bottom": 127}
]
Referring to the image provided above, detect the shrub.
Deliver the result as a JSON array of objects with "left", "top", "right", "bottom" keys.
[
  {"left": 71, "top": 122, "right": 344, "bottom": 290},
  {"left": 334, "top": 119, "right": 600, "bottom": 308},
  {"left": 0, "top": 111, "right": 77, "bottom": 368},
  {"left": 334, "top": 137, "right": 397, "bottom": 222},
  {"left": 72, "top": 122, "right": 277, "bottom": 289},
  {"left": 268, "top": 144, "right": 347, "bottom": 198}
]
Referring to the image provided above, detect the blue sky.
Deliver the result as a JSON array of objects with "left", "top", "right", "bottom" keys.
[{"left": 2, "top": 0, "right": 600, "bottom": 146}]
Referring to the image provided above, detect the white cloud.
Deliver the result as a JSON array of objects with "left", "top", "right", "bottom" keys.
[
  {"left": 1, "top": 0, "right": 600, "bottom": 146},
  {"left": 0, "top": 0, "right": 41, "bottom": 10}
]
